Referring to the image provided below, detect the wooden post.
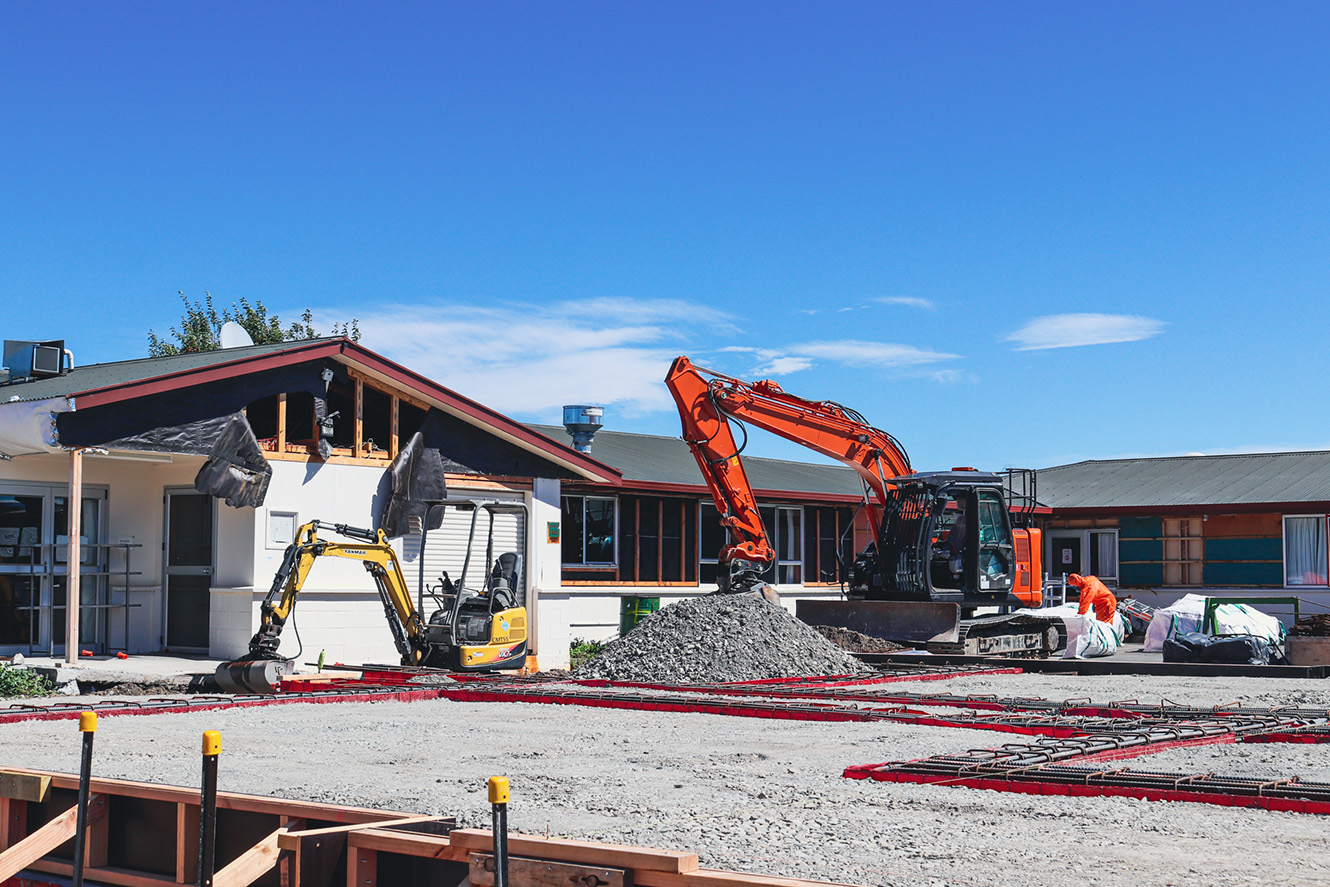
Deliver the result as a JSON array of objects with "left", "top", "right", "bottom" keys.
[{"left": 66, "top": 447, "right": 83, "bottom": 664}]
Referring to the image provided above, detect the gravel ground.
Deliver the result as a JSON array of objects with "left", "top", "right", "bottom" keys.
[{"left": 3, "top": 671, "right": 1329, "bottom": 887}]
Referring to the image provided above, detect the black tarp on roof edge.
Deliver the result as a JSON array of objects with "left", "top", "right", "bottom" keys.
[{"left": 55, "top": 362, "right": 332, "bottom": 452}]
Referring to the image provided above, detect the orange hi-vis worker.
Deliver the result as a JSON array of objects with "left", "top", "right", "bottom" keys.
[{"left": 1068, "top": 573, "right": 1117, "bottom": 623}]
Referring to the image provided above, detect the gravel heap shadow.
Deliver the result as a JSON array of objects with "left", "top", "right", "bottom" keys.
[{"left": 572, "top": 594, "right": 873, "bottom": 682}]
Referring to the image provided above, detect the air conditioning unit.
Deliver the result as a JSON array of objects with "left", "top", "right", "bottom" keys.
[{"left": 2, "top": 339, "right": 69, "bottom": 383}]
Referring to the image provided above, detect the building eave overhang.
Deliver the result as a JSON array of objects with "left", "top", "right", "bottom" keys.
[{"left": 63, "top": 340, "right": 622, "bottom": 485}]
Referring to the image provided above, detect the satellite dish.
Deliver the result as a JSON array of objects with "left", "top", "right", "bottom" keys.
[{"left": 220, "top": 321, "right": 255, "bottom": 349}]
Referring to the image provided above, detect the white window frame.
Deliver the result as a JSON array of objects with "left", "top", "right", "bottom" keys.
[
  {"left": 1282, "top": 514, "right": 1329, "bottom": 588},
  {"left": 1045, "top": 529, "right": 1119, "bottom": 585}
]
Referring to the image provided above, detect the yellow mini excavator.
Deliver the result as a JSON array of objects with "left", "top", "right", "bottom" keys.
[{"left": 215, "top": 501, "right": 529, "bottom": 693}]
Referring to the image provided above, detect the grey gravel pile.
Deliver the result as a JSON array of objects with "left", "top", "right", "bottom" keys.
[{"left": 572, "top": 594, "right": 873, "bottom": 682}]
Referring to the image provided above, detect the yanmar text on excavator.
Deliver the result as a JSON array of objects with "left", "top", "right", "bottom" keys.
[{"left": 666, "top": 356, "right": 1059, "bottom": 656}]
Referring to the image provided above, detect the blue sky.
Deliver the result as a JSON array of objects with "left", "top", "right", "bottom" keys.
[{"left": 3, "top": 3, "right": 1328, "bottom": 470}]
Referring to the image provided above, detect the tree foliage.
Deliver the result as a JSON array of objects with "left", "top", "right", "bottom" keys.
[{"left": 148, "top": 292, "right": 360, "bottom": 357}]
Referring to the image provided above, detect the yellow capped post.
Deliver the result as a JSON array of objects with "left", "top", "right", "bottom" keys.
[
  {"left": 489, "top": 776, "right": 510, "bottom": 887},
  {"left": 73, "top": 711, "right": 99, "bottom": 887},
  {"left": 199, "top": 729, "right": 222, "bottom": 886}
]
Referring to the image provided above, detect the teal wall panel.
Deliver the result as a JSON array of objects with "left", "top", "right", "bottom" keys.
[
  {"left": 1204, "top": 562, "right": 1284, "bottom": 586},
  {"left": 1119, "top": 539, "right": 1163, "bottom": 562},
  {"left": 1121, "top": 563, "right": 1163, "bottom": 586},
  {"left": 1205, "top": 537, "right": 1282, "bottom": 561},
  {"left": 1118, "top": 516, "right": 1162, "bottom": 538}
]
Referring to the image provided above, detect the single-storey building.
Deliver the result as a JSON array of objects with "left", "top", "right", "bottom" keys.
[
  {"left": 0, "top": 337, "right": 620, "bottom": 668},
  {"left": 1037, "top": 451, "right": 1330, "bottom": 617},
  {"left": 529, "top": 422, "right": 874, "bottom": 640}
]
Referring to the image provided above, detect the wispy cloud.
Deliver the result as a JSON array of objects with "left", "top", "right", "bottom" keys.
[
  {"left": 722, "top": 340, "right": 959, "bottom": 377},
  {"left": 325, "top": 298, "right": 728, "bottom": 418},
  {"left": 873, "top": 296, "right": 934, "bottom": 310},
  {"left": 1006, "top": 313, "right": 1165, "bottom": 351}
]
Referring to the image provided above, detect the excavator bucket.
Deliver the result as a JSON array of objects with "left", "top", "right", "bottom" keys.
[
  {"left": 214, "top": 659, "right": 294, "bottom": 695},
  {"left": 795, "top": 600, "right": 961, "bottom": 645}
]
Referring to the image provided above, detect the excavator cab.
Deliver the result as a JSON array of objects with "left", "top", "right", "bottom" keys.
[
  {"left": 418, "top": 499, "right": 529, "bottom": 671},
  {"left": 861, "top": 472, "right": 1020, "bottom": 608}
]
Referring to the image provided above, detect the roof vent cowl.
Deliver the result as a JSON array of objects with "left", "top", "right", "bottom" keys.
[{"left": 562, "top": 405, "right": 605, "bottom": 454}]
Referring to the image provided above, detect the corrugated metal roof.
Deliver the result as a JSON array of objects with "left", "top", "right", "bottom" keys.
[
  {"left": 0, "top": 339, "right": 324, "bottom": 402},
  {"left": 529, "top": 424, "right": 863, "bottom": 497},
  {"left": 1037, "top": 451, "right": 1330, "bottom": 509}
]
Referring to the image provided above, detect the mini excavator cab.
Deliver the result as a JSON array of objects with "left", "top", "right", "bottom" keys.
[{"left": 417, "top": 499, "right": 530, "bottom": 671}]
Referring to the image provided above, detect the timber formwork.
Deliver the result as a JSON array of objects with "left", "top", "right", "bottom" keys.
[{"left": 0, "top": 767, "right": 851, "bottom": 887}]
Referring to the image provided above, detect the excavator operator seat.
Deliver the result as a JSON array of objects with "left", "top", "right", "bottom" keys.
[{"left": 488, "top": 552, "right": 522, "bottom": 611}]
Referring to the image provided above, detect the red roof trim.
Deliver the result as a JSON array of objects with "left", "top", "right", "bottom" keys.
[
  {"left": 68, "top": 339, "right": 621, "bottom": 484},
  {"left": 70, "top": 340, "right": 343, "bottom": 408}
]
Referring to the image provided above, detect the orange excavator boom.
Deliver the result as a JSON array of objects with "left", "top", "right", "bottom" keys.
[{"left": 665, "top": 355, "right": 912, "bottom": 581}]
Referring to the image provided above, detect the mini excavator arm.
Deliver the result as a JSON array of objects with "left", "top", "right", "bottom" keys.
[
  {"left": 246, "top": 520, "right": 430, "bottom": 666},
  {"left": 665, "top": 356, "right": 912, "bottom": 593}
]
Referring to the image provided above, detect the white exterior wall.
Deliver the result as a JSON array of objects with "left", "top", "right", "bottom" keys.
[{"left": 1, "top": 451, "right": 206, "bottom": 653}]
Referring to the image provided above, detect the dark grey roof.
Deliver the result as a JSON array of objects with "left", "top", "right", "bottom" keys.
[
  {"left": 0, "top": 339, "right": 336, "bottom": 402},
  {"left": 1037, "top": 451, "right": 1330, "bottom": 509},
  {"left": 530, "top": 425, "right": 863, "bottom": 498}
]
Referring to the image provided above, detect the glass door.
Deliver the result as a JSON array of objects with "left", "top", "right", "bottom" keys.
[
  {"left": 164, "top": 490, "right": 213, "bottom": 651},
  {"left": 0, "top": 493, "right": 47, "bottom": 654}
]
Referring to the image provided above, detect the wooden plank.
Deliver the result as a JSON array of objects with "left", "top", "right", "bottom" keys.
[
  {"left": 348, "top": 828, "right": 468, "bottom": 862},
  {"left": 0, "top": 769, "right": 395, "bottom": 825},
  {"left": 0, "top": 792, "right": 106, "bottom": 881},
  {"left": 212, "top": 823, "right": 290, "bottom": 887},
  {"left": 27, "top": 859, "right": 180, "bottom": 887},
  {"left": 347, "top": 846, "right": 376, "bottom": 887},
  {"left": 0, "top": 796, "right": 23, "bottom": 854},
  {"left": 355, "top": 377, "right": 364, "bottom": 457},
  {"left": 177, "top": 800, "right": 200, "bottom": 884},
  {"left": 0, "top": 771, "right": 50, "bottom": 803},
  {"left": 448, "top": 831, "right": 698, "bottom": 875},
  {"left": 470, "top": 852, "right": 628, "bottom": 887},
  {"left": 85, "top": 798, "right": 109, "bottom": 868},
  {"left": 278, "top": 815, "right": 441, "bottom": 848}
]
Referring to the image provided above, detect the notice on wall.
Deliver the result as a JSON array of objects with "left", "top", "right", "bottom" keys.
[{"left": 1062, "top": 550, "right": 1073, "bottom": 565}]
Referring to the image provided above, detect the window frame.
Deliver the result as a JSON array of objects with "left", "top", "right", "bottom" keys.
[
  {"left": 1283, "top": 513, "right": 1329, "bottom": 588},
  {"left": 560, "top": 494, "right": 618, "bottom": 567}
]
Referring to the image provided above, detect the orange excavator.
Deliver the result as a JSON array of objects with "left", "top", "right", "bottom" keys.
[{"left": 666, "top": 356, "right": 1058, "bottom": 656}]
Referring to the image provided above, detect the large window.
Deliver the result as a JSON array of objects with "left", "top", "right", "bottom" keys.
[
  {"left": 759, "top": 506, "right": 803, "bottom": 585},
  {"left": 561, "top": 496, "right": 616, "bottom": 565},
  {"left": 619, "top": 495, "right": 697, "bottom": 585},
  {"left": 1284, "top": 515, "right": 1328, "bottom": 587},
  {"left": 804, "top": 506, "right": 853, "bottom": 585}
]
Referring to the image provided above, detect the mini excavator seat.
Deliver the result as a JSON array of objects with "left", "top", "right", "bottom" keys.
[{"left": 487, "top": 552, "right": 522, "bottom": 611}]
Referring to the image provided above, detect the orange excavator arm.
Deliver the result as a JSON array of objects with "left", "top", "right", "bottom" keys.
[{"left": 665, "top": 356, "right": 912, "bottom": 590}]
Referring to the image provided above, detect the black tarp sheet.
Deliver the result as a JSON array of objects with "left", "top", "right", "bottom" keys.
[
  {"left": 377, "top": 408, "right": 578, "bottom": 537},
  {"left": 193, "top": 414, "right": 273, "bottom": 508},
  {"left": 378, "top": 430, "right": 448, "bottom": 538},
  {"left": 57, "top": 362, "right": 333, "bottom": 452}
]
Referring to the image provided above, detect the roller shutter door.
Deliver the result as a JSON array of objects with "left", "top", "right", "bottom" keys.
[{"left": 400, "top": 489, "right": 527, "bottom": 608}]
